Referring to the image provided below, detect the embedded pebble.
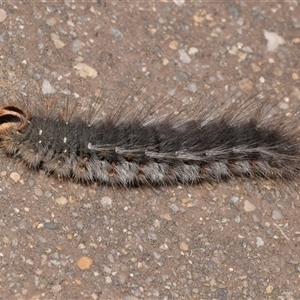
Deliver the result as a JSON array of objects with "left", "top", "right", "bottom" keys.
[
  {"left": 177, "top": 70, "right": 189, "bottom": 79},
  {"left": 231, "top": 196, "right": 239, "bottom": 203},
  {"left": 179, "top": 49, "right": 191, "bottom": 64},
  {"left": 107, "top": 254, "right": 114, "bottom": 263},
  {"left": 103, "top": 265, "right": 112, "bottom": 274},
  {"left": 74, "top": 63, "right": 98, "bottom": 79},
  {"left": 27, "top": 179, "right": 35, "bottom": 188},
  {"left": 173, "top": 0, "right": 185, "bottom": 6},
  {"left": 162, "top": 58, "right": 169, "bottom": 65},
  {"left": 292, "top": 38, "right": 300, "bottom": 44},
  {"left": 44, "top": 222, "right": 57, "bottom": 230},
  {"left": 148, "top": 232, "right": 157, "bottom": 241},
  {"left": 76, "top": 220, "right": 83, "bottom": 230},
  {"left": 278, "top": 101, "right": 289, "bottom": 110},
  {"left": 12, "top": 238, "right": 18, "bottom": 247},
  {"left": 169, "top": 40, "right": 179, "bottom": 50},
  {"left": 71, "top": 39, "right": 86, "bottom": 53},
  {"left": 170, "top": 203, "right": 179, "bottom": 212},
  {"left": 292, "top": 73, "right": 299, "bottom": 80},
  {"left": 235, "top": 215, "right": 241, "bottom": 223},
  {"left": 78, "top": 243, "right": 86, "bottom": 249},
  {"left": 243, "top": 200, "right": 256, "bottom": 212},
  {"left": 256, "top": 237, "right": 264, "bottom": 247},
  {"left": 42, "top": 79, "right": 56, "bottom": 94},
  {"left": 105, "top": 276, "right": 112, "bottom": 283},
  {"left": 180, "top": 241, "right": 189, "bottom": 251},
  {"left": 153, "top": 219, "right": 161, "bottom": 228},
  {"left": 101, "top": 196, "right": 113, "bottom": 209},
  {"left": 251, "top": 63, "right": 261, "bottom": 72},
  {"left": 263, "top": 30, "right": 285, "bottom": 52},
  {"left": 272, "top": 209, "right": 284, "bottom": 220},
  {"left": 228, "top": 5, "right": 240, "bottom": 18},
  {"left": 10, "top": 172, "right": 20, "bottom": 183},
  {"left": 50, "top": 33, "right": 65, "bottom": 49},
  {"left": 242, "top": 46, "right": 253, "bottom": 53},
  {"left": 44, "top": 190, "right": 53, "bottom": 198},
  {"left": 51, "top": 284, "right": 62, "bottom": 293},
  {"left": 3, "top": 236, "right": 11, "bottom": 244},
  {"left": 0, "top": 8, "right": 7, "bottom": 22},
  {"left": 34, "top": 186, "right": 43, "bottom": 197},
  {"left": 124, "top": 296, "right": 139, "bottom": 300},
  {"left": 193, "top": 14, "right": 205, "bottom": 24},
  {"left": 26, "top": 259, "right": 34, "bottom": 265},
  {"left": 56, "top": 196, "right": 68, "bottom": 206},
  {"left": 75, "top": 279, "right": 82, "bottom": 285},
  {"left": 77, "top": 256, "right": 93, "bottom": 270},
  {"left": 252, "top": 214, "right": 260, "bottom": 223},
  {"left": 273, "top": 67, "right": 283, "bottom": 77},
  {"left": 188, "top": 47, "right": 198, "bottom": 55},
  {"left": 238, "top": 78, "right": 253, "bottom": 90},
  {"left": 110, "top": 27, "right": 124, "bottom": 40},
  {"left": 266, "top": 284, "right": 274, "bottom": 294},
  {"left": 46, "top": 17, "right": 56, "bottom": 26},
  {"left": 91, "top": 294, "right": 98, "bottom": 300},
  {"left": 188, "top": 82, "right": 197, "bottom": 93}
]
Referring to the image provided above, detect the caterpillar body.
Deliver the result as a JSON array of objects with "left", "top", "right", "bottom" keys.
[{"left": 0, "top": 83, "right": 299, "bottom": 187}]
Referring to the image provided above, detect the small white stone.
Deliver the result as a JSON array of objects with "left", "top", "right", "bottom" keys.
[
  {"left": 188, "top": 82, "right": 197, "bottom": 93},
  {"left": 263, "top": 30, "right": 285, "bottom": 52},
  {"left": 105, "top": 276, "right": 112, "bottom": 284},
  {"left": 188, "top": 47, "right": 198, "bottom": 55},
  {"left": 0, "top": 9, "right": 7, "bottom": 23},
  {"left": 42, "top": 79, "right": 56, "bottom": 94},
  {"left": 10, "top": 172, "right": 20, "bottom": 183},
  {"left": 272, "top": 209, "right": 284, "bottom": 220},
  {"left": 52, "top": 284, "right": 62, "bottom": 293},
  {"left": 178, "top": 49, "right": 191, "bottom": 64},
  {"left": 243, "top": 200, "right": 256, "bottom": 212},
  {"left": 67, "top": 20, "right": 74, "bottom": 27},
  {"left": 169, "top": 40, "right": 179, "bottom": 50},
  {"left": 162, "top": 58, "right": 169, "bottom": 65},
  {"left": 56, "top": 197, "right": 68, "bottom": 206},
  {"left": 235, "top": 215, "right": 241, "bottom": 224},
  {"left": 110, "top": 27, "right": 124, "bottom": 40},
  {"left": 74, "top": 63, "right": 98, "bottom": 79},
  {"left": 231, "top": 196, "right": 239, "bottom": 203},
  {"left": 279, "top": 102, "right": 289, "bottom": 110},
  {"left": 50, "top": 33, "right": 65, "bottom": 49},
  {"left": 46, "top": 17, "right": 56, "bottom": 26},
  {"left": 101, "top": 196, "right": 112, "bottom": 209},
  {"left": 173, "top": 0, "right": 185, "bottom": 6},
  {"left": 71, "top": 39, "right": 86, "bottom": 53},
  {"left": 256, "top": 236, "right": 264, "bottom": 247}
]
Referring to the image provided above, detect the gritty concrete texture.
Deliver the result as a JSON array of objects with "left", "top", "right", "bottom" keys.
[{"left": 0, "top": 2, "right": 300, "bottom": 299}]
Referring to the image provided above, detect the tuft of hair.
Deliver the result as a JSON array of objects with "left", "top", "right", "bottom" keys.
[{"left": 0, "top": 80, "right": 300, "bottom": 187}]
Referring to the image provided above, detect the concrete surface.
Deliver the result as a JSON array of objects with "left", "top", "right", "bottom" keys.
[{"left": 0, "top": 2, "right": 300, "bottom": 299}]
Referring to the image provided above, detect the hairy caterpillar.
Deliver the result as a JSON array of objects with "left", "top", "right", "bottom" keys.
[{"left": 0, "top": 82, "right": 299, "bottom": 187}]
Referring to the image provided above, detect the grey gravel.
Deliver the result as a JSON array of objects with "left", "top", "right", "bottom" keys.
[{"left": 272, "top": 208, "right": 284, "bottom": 220}]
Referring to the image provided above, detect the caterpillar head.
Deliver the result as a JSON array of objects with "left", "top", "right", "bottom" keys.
[{"left": 0, "top": 106, "right": 31, "bottom": 145}]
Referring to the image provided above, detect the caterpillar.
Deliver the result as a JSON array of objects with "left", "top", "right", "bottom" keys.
[{"left": 0, "top": 81, "right": 299, "bottom": 187}]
